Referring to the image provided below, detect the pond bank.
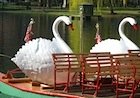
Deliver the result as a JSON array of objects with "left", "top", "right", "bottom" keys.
[{"left": 1, "top": 4, "right": 140, "bottom": 16}]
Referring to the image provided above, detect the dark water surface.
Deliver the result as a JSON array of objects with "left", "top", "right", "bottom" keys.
[{"left": 0, "top": 12, "right": 140, "bottom": 97}]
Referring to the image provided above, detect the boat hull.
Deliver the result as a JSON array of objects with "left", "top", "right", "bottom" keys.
[
  {"left": 0, "top": 82, "right": 55, "bottom": 98},
  {"left": 0, "top": 72, "right": 83, "bottom": 98}
]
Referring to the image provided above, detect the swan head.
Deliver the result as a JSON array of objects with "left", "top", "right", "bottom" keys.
[
  {"left": 121, "top": 17, "right": 138, "bottom": 30},
  {"left": 127, "top": 17, "right": 139, "bottom": 30},
  {"left": 59, "top": 16, "right": 74, "bottom": 30},
  {"left": 119, "top": 17, "right": 138, "bottom": 35},
  {"left": 52, "top": 16, "right": 74, "bottom": 38},
  {"left": 132, "top": 23, "right": 139, "bottom": 30}
]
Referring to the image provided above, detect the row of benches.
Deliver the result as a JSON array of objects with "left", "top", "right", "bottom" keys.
[{"left": 52, "top": 50, "right": 140, "bottom": 98}]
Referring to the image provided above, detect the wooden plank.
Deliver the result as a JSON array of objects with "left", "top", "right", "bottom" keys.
[{"left": 8, "top": 78, "right": 31, "bottom": 83}]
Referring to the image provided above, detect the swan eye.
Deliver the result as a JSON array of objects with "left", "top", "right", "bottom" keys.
[{"left": 132, "top": 24, "right": 139, "bottom": 30}]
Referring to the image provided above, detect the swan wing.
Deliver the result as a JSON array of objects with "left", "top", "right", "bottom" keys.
[
  {"left": 11, "top": 38, "right": 52, "bottom": 70},
  {"left": 11, "top": 38, "right": 73, "bottom": 84},
  {"left": 90, "top": 39, "right": 127, "bottom": 54}
]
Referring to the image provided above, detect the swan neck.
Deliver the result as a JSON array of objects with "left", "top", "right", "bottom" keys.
[
  {"left": 118, "top": 18, "right": 139, "bottom": 49},
  {"left": 52, "top": 18, "right": 62, "bottom": 38},
  {"left": 119, "top": 19, "right": 128, "bottom": 39}
]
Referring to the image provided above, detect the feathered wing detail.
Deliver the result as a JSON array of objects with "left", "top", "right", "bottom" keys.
[
  {"left": 12, "top": 38, "right": 51, "bottom": 70},
  {"left": 90, "top": 39, "right": 127, "bottom": 54},
  {"left": 11, "top": 38, "right": 71, "bottom": 84}
]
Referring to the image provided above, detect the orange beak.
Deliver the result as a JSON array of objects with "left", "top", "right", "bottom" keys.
[
  {"left": 69, "top": 23, "right": 74, "bottom": 31},
  {"left": 132, "top": 24, "right": 139, "bottom": 30}
]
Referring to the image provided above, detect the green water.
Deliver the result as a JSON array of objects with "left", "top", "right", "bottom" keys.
[{"left": 0, "top": 93, "right": 20, "bottom": 98}]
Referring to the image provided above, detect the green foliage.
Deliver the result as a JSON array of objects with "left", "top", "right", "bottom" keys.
[{"left": 69, "top": 0, "right": 93, "bottom": 12}]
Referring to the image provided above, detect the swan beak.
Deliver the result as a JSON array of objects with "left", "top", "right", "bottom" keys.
[
  {"left": 69, "top": 24, "right": 74, "bottom": 30},
  {"left": 133, "top": 24, "right": 139, "bottom": 30}
]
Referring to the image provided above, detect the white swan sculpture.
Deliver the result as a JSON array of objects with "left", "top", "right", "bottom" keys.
[
  {"left": 11, "top": 16, "right": 73, "bottom": 85},
  {"left": 90, "top": 17, "right": 139, "bottom": 54}
]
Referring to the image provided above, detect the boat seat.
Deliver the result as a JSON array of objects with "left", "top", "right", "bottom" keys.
[
  {"left": 52, "top": 53, "right": 83, "bottom": 92},
  {"left": 115, "top": 56, "right": 140, "bottom": 98},
  {"left": 81, "top": 52, "right": 115, "bottom": 97}
]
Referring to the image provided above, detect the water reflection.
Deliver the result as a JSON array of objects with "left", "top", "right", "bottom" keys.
[{"left": 0, "top": 12, "right": 140, "bottom": 72}]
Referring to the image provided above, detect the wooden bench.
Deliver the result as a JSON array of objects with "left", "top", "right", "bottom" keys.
[
  {"left": 52, "top": 53, "right": 83, "bottom": 92},
  {"left": 128, "top": 49, "right": 140, "bottom": 57},
  {"left": 81, "top": 52, "right": 114, "bottom": 97},
  {"left": 115, "top": 56, "right": 140, "bottom": 98}
]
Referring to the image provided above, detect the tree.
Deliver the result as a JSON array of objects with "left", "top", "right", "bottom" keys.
[
  {"left": 62, "top": 0, "right": 67, "bottom": 8},
  {"left": 96, "top": 0, "right": 115, "bottom": 14},
  {"left": 123, "top": 0, "right": 127, "bottom": 7}
]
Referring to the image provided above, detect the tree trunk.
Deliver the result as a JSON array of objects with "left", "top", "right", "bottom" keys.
[{"left": 62, "top": 0, "right": 67, "bottom": 8}]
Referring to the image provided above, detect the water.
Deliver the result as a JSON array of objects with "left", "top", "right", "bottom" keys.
[
  {"left": 0, "top": 12, "right": 140, "bottom": 97},
  {"left": 0, "top": 93, "right": 20, "bottom": 98}
]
